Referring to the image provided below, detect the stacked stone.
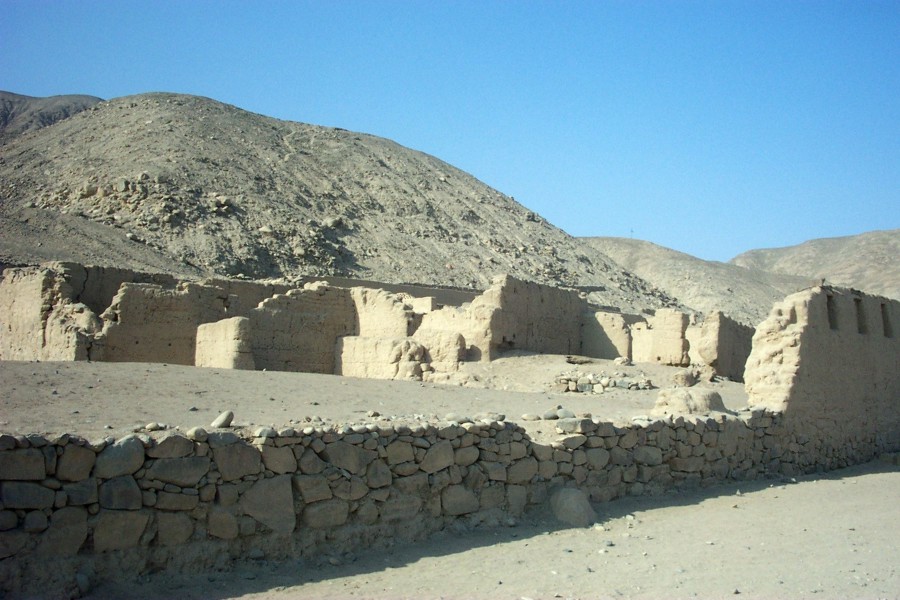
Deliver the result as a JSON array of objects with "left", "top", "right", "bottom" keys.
[
  {"left": 1, "top": 406, "right": 895, "bottom": 597},
  {"left": 554, "top": 371, "right": 653, "bottom": 393}
]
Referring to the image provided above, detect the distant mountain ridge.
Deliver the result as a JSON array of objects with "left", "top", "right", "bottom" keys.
[
  {"left": 0, "top": 91, "right": 103, "bottom": 145},
  {"left": 582, "top": 237, "right": 810, "bottom": 326},
  {"left": 731, "top": 230, "right": 900, "bottom": 302},
  {"left": 585, "top": 230, "right": 899, "bottom": 327}
]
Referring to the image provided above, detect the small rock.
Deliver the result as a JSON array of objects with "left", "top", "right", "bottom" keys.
[{"left": 211, "top": 411, "right": 234, "bottom": 428}]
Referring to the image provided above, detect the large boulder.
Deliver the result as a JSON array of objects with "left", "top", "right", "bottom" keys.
[
  {"left": 550, "top": 488, "right": 597, "bottom": 528},
  {"left": 651, "top": 387, "right": 727, "bottom": 417}
]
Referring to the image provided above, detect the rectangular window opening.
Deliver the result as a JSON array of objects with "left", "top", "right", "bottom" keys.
[
  {"left": 854, "top": 298, "right": 867, "bottom": 334},
  {"left": 826, "top": 294, "right": 838, "bottom": 330},
  {"left": 882, "top": 303, "right": 894, "bottom": 338}
]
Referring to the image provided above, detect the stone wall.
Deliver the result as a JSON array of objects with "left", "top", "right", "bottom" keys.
[
  {"left": 2, "top": 393, "right": 897, "bottom": 597},
  {"left": 745, "top": 286, "right": 900, "bottom": 470}
]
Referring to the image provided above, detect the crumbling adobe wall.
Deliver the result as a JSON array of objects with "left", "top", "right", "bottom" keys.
[
  {"left": 688, "top": 311, "right": 754, "bottom": 382},
  {"left": 248, "top": 286, "right": 357, "bottom": 373},
  {"left": 745, "top": 286, "right": 900, "bottom": 469},
  {"left": 480, "top": 275, "right": 585, "bottom": 359},
  {"left": 199, "top": 278, "right": 292, "bottom": 317},
  {"left": 581, "top": 311, "right": 639, "bottom": 360},
  {"left": 350, "top": 287, "right": 417, "bottom": 338},
  {"left": 0, "top": 266, "right": 99, "bottom": 361},
  {"left": 335, "top": 337, "right": 427, "bottom": 380},
  {"left": 631, "top": 309, "right": 690, "bottom": 366},
  {"left": 195, "top": 317, "right": 255, "bottom": 370},
  {"left": 0, "top": 264, "right": 285, "bottom": 365},
  {"left": 55, "top": 263, "right": 179, "bottom": 317},
  {"left": 91, "top": 282, "right": 231, "bottom": 365},
  {"left": 417, "top": 303, "right": 491, "bottom": 362}
]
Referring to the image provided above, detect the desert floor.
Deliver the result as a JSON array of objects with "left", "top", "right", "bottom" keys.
[{"left": 2, "top": 355, "right": 898, "bottom": 600}]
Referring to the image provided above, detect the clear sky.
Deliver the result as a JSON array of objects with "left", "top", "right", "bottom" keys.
[{"left": 3, "top": 1, "right": 898, "bottom": 261}]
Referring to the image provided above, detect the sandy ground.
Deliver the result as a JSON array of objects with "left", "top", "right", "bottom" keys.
[
  {"left": 2, "top": 356, "right": 897, "bottom": 600},
  {"left": 0, "top": 353, "right": 747, "bottom": 440}
]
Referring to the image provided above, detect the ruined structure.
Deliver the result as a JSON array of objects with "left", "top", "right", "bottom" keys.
[
  {"left": 0, "top": 263, "right": 752, "bottom": 381},
  {"left": 744, "top": 286, "right": 900, "bottom": 469},
  {"left": 1, "top": 271, "right": 898, "bottom": 596}
]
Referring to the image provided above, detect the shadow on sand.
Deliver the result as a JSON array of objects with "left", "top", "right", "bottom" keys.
[{"left": 83, "top": 459, "right": 897, "bottom": 600}]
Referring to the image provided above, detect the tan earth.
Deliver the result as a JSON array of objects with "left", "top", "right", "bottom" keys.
[{"left": 2, "top": 355, "right": 897, "bottom": 600}]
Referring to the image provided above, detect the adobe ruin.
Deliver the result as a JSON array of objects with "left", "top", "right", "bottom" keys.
[{"left": 0, "top": 262, "right": 752, "bottom": 381}]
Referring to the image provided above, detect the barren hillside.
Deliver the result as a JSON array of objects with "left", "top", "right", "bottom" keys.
[
  {"left": 0, "top": 91, "right": 675, "bottom": 314},
  {"left": 0, "top": 91, "right": 102, "bottom": 145},
  {"left": 731, "top": 229, "right": 900, "bottom": 301},
  {"left": 582, "top": 237, "right": 810, "bottom": 326}
]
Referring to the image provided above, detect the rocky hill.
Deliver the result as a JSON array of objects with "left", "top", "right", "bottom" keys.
[
  {"left": 0, "top": 91, "right": 102, "bottom": 145},
  {"left": 731, "top": 230, "right": 900, "bottom": 302},
  {"left": 582, "top": 237, "right": 810, "bottom": 326},
  {"left": 0, "top": 91, "right": 676, "bottom": 314}
]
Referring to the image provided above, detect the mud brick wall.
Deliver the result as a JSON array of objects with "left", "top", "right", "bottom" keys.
[{"left": 745, "top": 286, "right": 900, "bottom": 470}]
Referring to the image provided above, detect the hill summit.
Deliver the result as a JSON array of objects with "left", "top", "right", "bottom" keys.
[{"left": 0, "top": 91, "right": 675, "bottom": 314}]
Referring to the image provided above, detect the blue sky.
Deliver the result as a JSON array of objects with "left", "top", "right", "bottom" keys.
[{"left": 3, "top": 1, "right": 898, "bottom": 261}]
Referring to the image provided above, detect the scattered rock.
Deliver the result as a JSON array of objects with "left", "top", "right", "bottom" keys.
[{"left": 211, "top": 411, "right": 234, "bottom": 428}]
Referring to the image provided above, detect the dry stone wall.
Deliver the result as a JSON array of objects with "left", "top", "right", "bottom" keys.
[{"left": 2, "top": 395, "right": 896, "bottom": 598}]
